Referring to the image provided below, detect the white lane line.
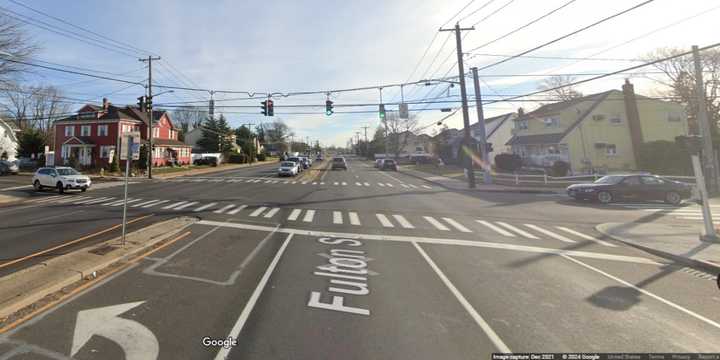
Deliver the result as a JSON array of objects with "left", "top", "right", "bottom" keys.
[
  {"left": 288, "top": 209, "right": 302, "bottom": 221},
  {"left": 162, "top": 201, "right": 187, "bottom": 210},
  {"left": 421, "top": 185, "right": 432, "bottom": 189},
  {"left": 442, "top": 217, "right": 472, "bottom": 233},
  {"left": 413, "top": 242, "right": 511, "bottom": 353},
  {"left": 378, "top": 183, "right": 385, "bottom": 187},
  {"left": 349, "top": 212, "right": 361, "bottom": 226},
  {"left": 1, "top": 185, "right": 32, "bottom": 191},
  {"left": 392, "top": 214, "right": 415, "bottom": 229},
  {"left": 263, "top": 207, "right": 280, "bottom": 218},
  {"left": 341, "top": 182, "right": 348, "bottom": 186},
  {"left": 303, "top": 209, "right": 315, "bottom": 222},
  {"left": 227, "top": 205, "right": 247, "bottom": 215},
  {"left": 386, "top": 183, "right": 393, "bottom": 187},
  {"left": 363, "top": 182, "right": 370, "bottom": 186},
  {"left": 333, "top": 182, "right": 339, "bottom": 186},
  {"left": 214, "top": 233, "right": 293, "bottom": 360},
  {"left": 214, "top": 204, "right": 236, "bottom": 214},
  {"left": 678, "top": 216, "right": 706, "bottom": 220},
  {"left": 555, "top": 227, "right": 618, "bottom": 247},
  {"left": 174, "top": 201, "right": 198, "bottom": 210},
  {"left": 376, "top": 214, "right": 394, "bottom": 228},
  {"left": 333, "top": 211, "right": 343, "bottom": 224},
  {"left": 133, "top": 199, "right": 161, "bottom": 208},
  {"left": 355, "top": 182, "right": 362, "bottom": 186},
  {"left": 250, "top": 206, "right": 268, "bottom": 217},
  {"left": 561, "top": 254, "right": 720, "bottom": 332},
  {"left": 476, "top": 220, "right": 515, "bottom": 237},
  {"left": 424, "top": 216, "right": 450, "bottom": 231},
  {"left": 495, "top": 222, "right": 539, "bottom": 239},
  {"left": 194, "top": 202, "right": 218, "bottom": 212},
  {"left": 144, "top": 199, "right": 169, "bottom": 208},
  {"left": 524, "top": 224, "right": 575, "bottom": 243},
  {"left": 400, "top": 184, "right": 410, "bottom": 188}
]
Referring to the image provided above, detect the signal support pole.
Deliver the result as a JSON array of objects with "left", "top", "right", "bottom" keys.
[
  {"left": 692, "top": 45, "right": 718, "bottom": 194},
  {"left": 440, "top": 23, "right": 475, "bottom": 188},
  {"left": 471, "top": 67, "right": 492, "bottom": 185},
  {"left": 361, "top": 125, "right": 370, "bottom": 159},
  {"left": 139, "top": 55, "right": 161, "bottom": 179}
]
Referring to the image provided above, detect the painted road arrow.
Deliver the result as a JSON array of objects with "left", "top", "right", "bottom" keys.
[{"left": 71, "top": 300, "right": 159, "bottom": 360}]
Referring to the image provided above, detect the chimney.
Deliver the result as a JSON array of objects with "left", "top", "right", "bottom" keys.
[
  {"left": 517, "top": 107, "right": 525, "bottom": 116},
  {"left": 622, "top": 79, "right": 643, "bottom": 165},
  {"left": 102, "top": 97, "right": 110, "bottom": 112}
]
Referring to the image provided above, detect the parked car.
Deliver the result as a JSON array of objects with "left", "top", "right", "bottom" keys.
[
  {"left": 278, "top": 161, "right": 300, "bottom": 177},
  {"left": 286, "top": 157, "right": 303, "bottom": 172},
  {"left": 298, "top": 156, "right": 310, "bottom": 169},
  {"left": 193, "top": 157, "right": 218, "bottom": 166},
  {"left": 0, "top": 160, "right": 19, "bottom": 175},
  {"left": 566, "top": 174, "right": 692, "bottom": 205},
  {"left": 380, "top": 159, "right": 398, "bottom": 171},
  {"left": 374, "top": 159, "right": 384, "bottom": 168},
  {"left": 15, "top": 157, "right": 38, "bottom": 170},
  {"left": 33, "top": 166, "right": 92, "bottom": 194},
  {"left": 331, "top": 157, "right": 347, "bottom": 170},
  {"left": 316, "top": 154, "right": 324, "bottom": 161}
]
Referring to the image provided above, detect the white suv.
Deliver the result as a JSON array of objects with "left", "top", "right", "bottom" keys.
[{"left": 33, "top": 167, "right": 92, "bottom": 194}]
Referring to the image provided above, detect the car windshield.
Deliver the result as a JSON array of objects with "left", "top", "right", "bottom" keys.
[
  {"left": 287, "top": 157, "right": 300, "bottom": 163},
  {"left": 56, "top": 168, "right": 80, "bottom": 176},
  {"left": 281, "top": 162, "right": 295, "bottom": 167},
  {"left": 593, "top": 175, "right": 625, "bottom": 185},
  {"left": 333, "top": 158, "right": 344, "bottom": 162}
]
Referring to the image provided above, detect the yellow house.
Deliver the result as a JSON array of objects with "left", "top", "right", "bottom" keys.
[{"left": 506, "top": 80, "right": 688, "bottom": 174}]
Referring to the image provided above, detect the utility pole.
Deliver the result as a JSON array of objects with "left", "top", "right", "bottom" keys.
[
  {"left": 471, "top": 67, "right": 492, "bottom": 185},
  {"left": 692, "top": 45, "right": 718, "bottom": 194},
  {"left": 380, "top": 88, "right": 389, "bottom": 160},
  {"left": 440, "top": 23, "right": 475, "bottom": 188},
  {"left": 361, "top": 125, "right": 369, "bottom": 159},
  {"left": 139, "top": 55, "right": 161, "bottom": 179},
  {"left": 208, "top": 90, "right": 215, "bottom": 120}
]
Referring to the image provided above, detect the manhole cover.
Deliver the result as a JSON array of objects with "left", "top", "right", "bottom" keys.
[{"left": 89, "top": 245, "right": 118, "bottom": 256}]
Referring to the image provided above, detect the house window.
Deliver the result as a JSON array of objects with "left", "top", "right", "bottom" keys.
[
  {"left": 100, "top": 145, "right": 114, "bottom": 158},
  {"left": 61, "top": 145, "right": 68, "bottom": 159},
  {"left": 64, "top": 126, "right": 75, "bottom": 137},
  {"left": 606, "top": 144, "right": 617, "bottom": 156},
  {"left": 98, "top": 125, "right": 108, "bottom": 136},
  {"left": 153, "top": 128, "right": 160, "bottom": 138},
  {"left": 609, "top": 115, "right": 622, "bottom": 124},
  {"left": 543, "top": 117, "right": 559, "bottom": 128},
  {"left": 592, "top": 114, "right": 606, "bottom": 121},
  {"left": 516, "top": 119, "right": 528, "bottom": 130},
  {"left": 80, "top": 125, "right": 91, "bottom": 136}
]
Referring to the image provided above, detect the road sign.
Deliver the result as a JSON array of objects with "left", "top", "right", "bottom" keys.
[
  {"left": 399, "top": 103, "right": 409, "bottom": 119},
  {"left": 120, "top": 131, "right": 141, "bottom": 160}
]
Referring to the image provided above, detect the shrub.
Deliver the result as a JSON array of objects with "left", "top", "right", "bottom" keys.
[
  {"left": 228, "top": 153, "right": 246, "bottom": 163},
  {"left": 549, "top": 160, "right": 569, "bottom": 177},
  {"left": 494, "top": 153, "right": 522, "bottom": 172},
  {"left": 637, "top": 140, "right": 692, "bottom": 176},
  {"left": 109, "top": 154, "right": 119, "bottom": 172},
  {"left": 257, "top": 152, "right": 267, "bottom": 161}
]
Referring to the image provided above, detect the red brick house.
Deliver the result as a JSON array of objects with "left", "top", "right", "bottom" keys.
[{"left": 53, "top": 98, "right": 191, "bottom": 168}]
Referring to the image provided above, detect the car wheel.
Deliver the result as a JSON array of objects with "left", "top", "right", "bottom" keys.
[
  {"left": 664, "top": 191, "right": 682, "bottom": 205},
  {"left": 33, "top": 180, "right": 42, "bottom": 191},
  {"left": 597, "top": 191, "right": 613, "bottom": 204},
  {"left": 57, "top": 182, "right": 64, "bottom": 194},
  {"left": 81, "top": 187, "right": 87, "bottom": 192}
]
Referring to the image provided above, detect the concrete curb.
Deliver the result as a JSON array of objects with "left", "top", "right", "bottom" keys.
[
  {"left": 399, "top": 169, "right": 561, "bottom": 194},
  {"left": 595, "top": 223, "right": 720, "bottom": 273},
  {"left": 0, "top": 217, "right": 198, "bottom": 320}
]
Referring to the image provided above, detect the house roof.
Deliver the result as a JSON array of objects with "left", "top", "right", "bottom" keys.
[
  {"left": 0, "top": 118, "right": 19, "bottom": 132},
  {"left": 55, "top": 103, "right": 172, "bottom": 128},
  {"left": 62, "top": 136, "right": 95, "bottom": 145},
  {"left": 152, "top": 138, "right": 191, "bottom": 147},
  {"left": 506, "top": 133, "right": 565, "bottom": 146}
]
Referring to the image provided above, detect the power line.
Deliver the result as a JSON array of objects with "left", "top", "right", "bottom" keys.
[
  {"left": 457, "top": 0, "right": 498, "bottom": 23},
  {"left": 470, "top": 0, "right": 517, "bottom": 26},
  {"left": 441, "top": 0, "right": 478, "bottom": 27},
  {"left": 467, "top": 52, "right": 642, "bottom": 62},
  {"left": 476, "top": 0, "right": 656, "bottom": 72},
  {"left": 0, "top": 55, "right": 145, "bottom": 85}
]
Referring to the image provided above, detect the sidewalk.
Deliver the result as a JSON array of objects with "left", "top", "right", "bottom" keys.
[
  {"left": 400, "top": 167, "right": 563, "bottom": 194},
  {"left": 597, "top": 222, "right": 720, "bottom": 272},
  {"left": 89, "top": 160, "right": 277, "bottom": 181}
]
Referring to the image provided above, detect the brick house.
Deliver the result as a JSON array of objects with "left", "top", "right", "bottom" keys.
[{"left": 53, "top": 98, "right": 191, "bottom": 168}]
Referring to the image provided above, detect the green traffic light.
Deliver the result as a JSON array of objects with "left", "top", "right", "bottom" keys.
[{"left": 326, "top": 110, "right": 333, "bottom": 116}]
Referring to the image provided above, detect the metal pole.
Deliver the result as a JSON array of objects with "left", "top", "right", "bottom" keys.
[
  {"left": 120, "top": 136, "right": 132, "bottom": 246},
  {"left": 471, "top": 67, "right": 492, "bottom": 185},
  {"left": 380, "top": 88, "right": 389, "bottom": 160},
  {"left": 441, "top": 23, "right": 475, "bottom": 188},
  {"left": 691, "top": 154, "right": 717, "bottom": 240},
  {"left": 692, "top": 45, "right": 718, "bottom": 194},
  {"left": 139, "top": 55, "right": 160, "bottom": 179}
]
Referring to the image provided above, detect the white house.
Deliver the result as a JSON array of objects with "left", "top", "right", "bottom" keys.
[
  {"left": 0, "top": 118, "right": 19, "bottom": 161},
  {"left": 473, "top": 112, "right": 516, "bottom": 165}
]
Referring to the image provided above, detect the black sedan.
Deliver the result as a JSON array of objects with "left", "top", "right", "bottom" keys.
[{"left": 567, "top": 174, "right": 692, "bottom": 205}]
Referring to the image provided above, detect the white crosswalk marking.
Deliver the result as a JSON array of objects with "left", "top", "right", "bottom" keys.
[
  {"left": 555, "top": 226, "right": 618, "bottom": 247},
  {"left": 104, "top": 199, "right": 129, "bottom": 206},
  {"left": 288, "top": 209, "right": 302, "bottom": 221},
  {"left": 424, "top": 216, "right": 450, "bottom": 231},
  {"left": 376, "top": 214, "right": 394, "bottom": 228},
  {"left": 524, "top": 224, "right": 575, "bottom": 243},
  {"left": 312, "top": 182, "right": 317, "bottom": 185},
  {"left": 250, "top": 206, "right": 268, "bottom": 217},
  {"left": 386, "top": 183, "right": 393, "bottom": 187},
  {"left": 133, "top": 199, "right": 161, "bottom": 208},
  {"left": 400, "top": 184, "right": 410, "bottom": 188},
  {"left": 355, "top": 182, "right": 362, "bottom": 186},
  {"left": 264, "top": 180, "right": 273, "bottom": 183},
  {"left": 342, "top": 182, "right": 348, "bottom": 186},
  {"left": 495, "top": 221, "right": 539, "bottom": 239},
  {"left": 174, "top": 201, "right": 198, "bottom": 210},
  {"left": 364, "top": 182, "right": 370, "bottom": 186},
  {"left": 163, "top": 201, "right": 188, "bottom": 210},
  {"left": 35, "top": 195, "right": 64, "bottom": 203},
  {"left": 421, "top": 185, "right": 432, "bottom": 189},
  {"left": 408, "top": 184, "right": 418, "bottom": 189},
  {"left": 378, "top": 183, "right": 385, "bottom": 187},
  {"left": 214, "top": 204, "right": 236, "bottom": 214},
  {"left": 476, "top": 220, "right": 515, "bottom": 237},
  {"left": 333, "top": 211, "right": 343, "bottom": 224},
  {"left": 283, "top": 180, "right": 290, "bottom": 184},
  {"left": 84, "top": 197, "right": 115, "bottom": 205},
  {"left": 320, "top": 182, "right": 325, "bottom": 185},
  {"left": 301, "top": 181, "right": 308, "bottom": 184},
  {"left": 112, "top": 198, "right": 143, "bottom": 207},
  {"left": 333, "top": 182, "right": 339, "bottom": 185},
  {"left": 74, "top": 197, "right": 103, "bottom": 205},
  {"left": 144, "top": 199, "right": 169, "bottom": 208},
  {"left": 227, "top": 205, "right": 247, "bottom": 215},
  {"left": 442, "top": 217, "right": 471, "bottom": 233},
  {"left": 263, "top": 207, "right": 280, "bottom": 218},
  {"left": 393, "top": 214, "right": 414, "bottom": 229},
  {"left": 349, "top": 212, "right": 361, "bottom": 226},
  {"left": 194, "top": 202, "right": 217, "bottom": 212},
  {"left": 56, "top": 196, "right": 90, "bottom": 204},
  {"left": 303, "top": 209, "right": 315, "bottom": 222},
  {"left": 291, "top": 181, "right": 297, "bottom": 184},
  {"left": 271, "top": 180, "right": 280, "bottom": 184}
]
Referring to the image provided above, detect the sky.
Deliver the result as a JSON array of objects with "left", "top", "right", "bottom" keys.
[{"left": 5, "top": 0, "right": 720, "bottom": 147}]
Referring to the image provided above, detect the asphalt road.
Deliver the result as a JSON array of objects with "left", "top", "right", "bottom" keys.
[{"left": 0, "top": 156, "right": 719, "bottom": 359}]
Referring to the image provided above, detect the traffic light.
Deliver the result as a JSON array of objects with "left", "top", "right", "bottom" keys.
[
  {"left": 137, "top": 96, "right": 146, "bottom": 111},
  {"left": 379, "top": 104, "right": 386, "bottom": 120},
  {"left": 325, "top": 100, "right": 334, "bottom": 116},
  {"left": 261, "top": 100, "right": 268, "bottom": 116},
  {"left": 267, "top": 99, "right": 274, "bottom": 116},
  {"left": 146, "top": 96, "right": 152, "bottom": 110}
]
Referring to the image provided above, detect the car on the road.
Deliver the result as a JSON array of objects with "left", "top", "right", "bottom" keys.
[
  {"left": 32, "top": 166, "right": 92, "bottom": 194},
  {"left": 316, "top": 154, "right": 324, "bottom": 161},
  {"left": 374, "top": 159, "right": 384, "bottom": 168},
  {"left": 380, "top": 159, "right": 398, "bottom": 171},
  {"left": 331, "top": 156, "right": 347, "bottom": 170},
  {"left": 566, "top": 174, "right": 692, "bottom": 205},
  {"left": 278, "top": 161, "right": 300, "bottom": 177},
  {"left": 0, "top": 160, "right": 19, "bottom": 175},
  {"left": 298, "top": 156, "right": 311, "bottom": 169},
  {"left": 286, "top": 157, "right": 304, "bottom": 172}
]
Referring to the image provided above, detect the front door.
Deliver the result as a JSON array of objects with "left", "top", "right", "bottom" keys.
[{"left": 79, "top": 147, "right": 91, "bottom": 166}]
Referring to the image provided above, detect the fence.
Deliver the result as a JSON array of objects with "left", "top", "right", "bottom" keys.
[{"left": 481, "top": 171, "right": 696, "bottom": 187}]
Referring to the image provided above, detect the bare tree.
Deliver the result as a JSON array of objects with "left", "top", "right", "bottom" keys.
[
  {"left": 382, "top": 111, "right": 418, "bottom": 159},
  {"left": 644, "top": 47, "right": 720, "bottom": 135},
  {"left": 1, "top": 84, "right": 69, "bottom": 138},
  {"left": 0, "top": 14, "right": 38, "bottom": 84},
  {"left": 537, "top": 75, "right": 584, "bottom": 102}
]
